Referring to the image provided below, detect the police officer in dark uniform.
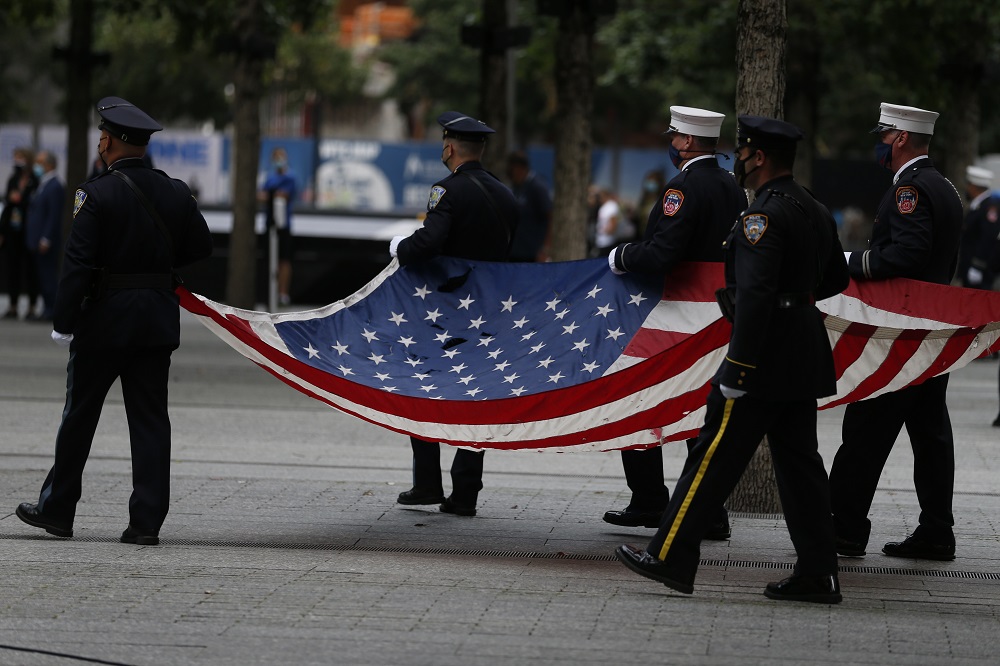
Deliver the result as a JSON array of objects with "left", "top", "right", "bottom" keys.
[
  {"left": 603, "top": 106, "right": 747, "bottom": 539},
  {"left": 16, "top": 97, "right": 213, "bottom": 545},
  {"left": 390, "top": 111, "right": 518, "bottom": 517},
  {"left": 829, "top": 103, "right": 964, "bottom": 561},
  {"left": 615, "top": 115, "right": 850, "bottom": 603}
]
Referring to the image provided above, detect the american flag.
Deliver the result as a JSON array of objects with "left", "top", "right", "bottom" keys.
[{"left": 178, "top": 258, "right": 1000, "bottom": 452}]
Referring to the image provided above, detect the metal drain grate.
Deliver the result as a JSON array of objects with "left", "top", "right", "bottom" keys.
[{"left": 3, "top": 533, "right": 998, "bottom": 580}]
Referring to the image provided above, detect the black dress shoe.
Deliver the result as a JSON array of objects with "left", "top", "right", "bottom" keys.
[
  {"left": 614, "top": 544, "right": 694, "bottom": 594},
  {"left": 764, "top": 574, "right": 842, "bottom": 604},
  {"left": 603, "top": 507, "right": 663, "bottom": 528},
  {"left": 703, "top": 518, "right": 731, "bottom": 541},
  {"left": 440, "top": 497, "right": 476, "bottom": 517},
  {"left": 992, "top": 414, "right": 1000, "bottom": 428},
  {"left": 836, "top": 536, "right": 867, "bottom": 557},
  {"left": 15, "top": 502, "right": 73, "bottom": 538},
  {"left": 882, "top": 534, "right": 955, "bottom": 561},
  {"left": 397, "top": 487, "right": 446, "bottom": 505},
  {"left": 121, "top": 526, "right": 159, "bottom": 546}
]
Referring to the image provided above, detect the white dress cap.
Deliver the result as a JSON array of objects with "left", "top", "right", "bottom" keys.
[
  {"left": 966, "top": 165, "right": 994, "bottom": 189},
  {"left": 666, "top": 106, "right": 725, "bottom": 138},
  {"left": 872, "top": 102, "right": 939, "bottom": 135}
]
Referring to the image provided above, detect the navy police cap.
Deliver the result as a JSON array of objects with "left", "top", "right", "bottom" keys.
[
  {"left": 438, "top": 111, "right": 495, "bottom": 142},
  {"left": 737, "top": 114, "right": 803, "bottom": 150},
  {"left": 97, "top": 96, "right": 162, "bottom": 146}
]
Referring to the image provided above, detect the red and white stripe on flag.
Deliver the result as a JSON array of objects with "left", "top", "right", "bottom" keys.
[{"left": 178, "top": 260, "right": 1000, "bottom": 452}]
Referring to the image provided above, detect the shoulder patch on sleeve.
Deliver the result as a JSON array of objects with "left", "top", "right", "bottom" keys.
[
  {"left": 742, "top": 213, "right": 768, "bottom": 244},
  {"left": 428, "top": 185, "right": 447, "bottom": 210},
  {"left": 662, "top": 189, "right": 684, "bottom": 216},
  {"left": 895, "top": 186, "right": 918, "bottom": 214},
  {"left": 73, "top": 189, "right": 87, "bottom": 218}
]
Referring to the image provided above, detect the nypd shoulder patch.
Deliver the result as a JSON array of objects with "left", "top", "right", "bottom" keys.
[
  {"left": 73, "top": 189, "right": 87, "bottom": 218},
  {"left": 662, "top": 189, "right": 684, "bottom": 216},
  {"left": 428, "top": 185, "right": 447, "bottom": 210},
  {"left": 742, "top": 213, "right": 768, "bottom": 244},
  {"left": 896, "top": 186, "right": 918, "bottom": 214}
]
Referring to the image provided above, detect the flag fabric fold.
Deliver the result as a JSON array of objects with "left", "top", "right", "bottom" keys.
[{"left": 178, "top": 258, "right": 1000, "bottom": 452}]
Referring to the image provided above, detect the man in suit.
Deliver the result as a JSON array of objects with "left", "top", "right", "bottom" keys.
[
  {"left": 615, "top": 115, "right": 850, "bottom": 603},
  {"left": 829, "top": 103, "right": 964, "bottom": 561},
  {"left": 390, "top": 111, "right": 519, "bottom": 517},
  {"left": 26, "top": 150, "right": 65, "bottom": 321},
  {"left": 16, "top": 96, "right": 213, "bottom": 545},
  {"left": 603, "top": 106, "right": 747, "bottom": 539}
]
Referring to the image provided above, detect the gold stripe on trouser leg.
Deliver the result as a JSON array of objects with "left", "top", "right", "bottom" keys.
[{"left": 657, "top": 397, "right": 736, "bottom": 561}]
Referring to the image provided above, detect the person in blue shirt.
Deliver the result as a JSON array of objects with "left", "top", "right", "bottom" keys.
[{"left": 259, "top": 147, "right": 297, "bottom": 305}]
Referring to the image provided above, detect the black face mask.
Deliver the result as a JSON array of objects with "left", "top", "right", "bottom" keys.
[{"left": 733, "top": 151, "right": 758, "bottom": 188}]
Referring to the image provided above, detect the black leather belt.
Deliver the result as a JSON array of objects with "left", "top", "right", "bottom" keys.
[
  {"left": 776, "top": 292, "right": 814, "bottom": 308},
  {"left": 105, "top": 273, "right": 174, "bottom": 290}
]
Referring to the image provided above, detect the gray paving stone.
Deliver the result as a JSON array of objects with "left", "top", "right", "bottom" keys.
[{"left": 2, "top": 312, "right": 1000, "bottom": 665}]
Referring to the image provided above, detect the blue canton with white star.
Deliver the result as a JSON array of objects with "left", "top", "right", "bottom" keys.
[{"left": 274, "top": 257, "right": 661, "bottom": 400}]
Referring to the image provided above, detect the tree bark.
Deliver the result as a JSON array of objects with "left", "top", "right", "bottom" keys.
[
  {"left": 225, "top": 3, "right": 266, "bottom": 310},
  {"left": 729, "top": 0, "right": 787, "bottom": 515},
  {"left": 549, "top": 4, "right": 594, "bottom": 262}
]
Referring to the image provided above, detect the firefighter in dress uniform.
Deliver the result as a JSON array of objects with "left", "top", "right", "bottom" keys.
[
  {"left": 603, "top": 105, "right": 747, "bottom": 540},
  {"left": 829, "top": 103, "right": 964, "bottom": 561}
]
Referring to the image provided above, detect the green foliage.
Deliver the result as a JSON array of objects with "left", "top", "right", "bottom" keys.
[
  {"left": 92, "top": 10, "right": 233, "bottom": 126},
  {"left": 269, "top": 15, "right": 367, "bottom": 105},
  {"left": 595, "top": 0, "right": 739, "bottom": 140},
  {"left": 376, "top": 0, "right": 483, "bottom": 127},
  {"left": 0, "top": 0, "right": 65, "bottom": 120},
  {"left": 3, "top": 0, "right": 1000, "bottom": 156}
]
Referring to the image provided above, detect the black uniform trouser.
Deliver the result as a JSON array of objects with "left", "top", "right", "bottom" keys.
[
  {"left": 620, "top": 440, "right": 729, "bottom": 523},
  {"left": 3, "top": 231, "right": 39, "bottom": 307},
  {"left": 36, "top": 346, "right": 173, "bottom": 533},
  {"left": 829, "top": 374, "right": 955, "bottom": 545},
  {"left": 410, "top": 437, "right": 484, "bottom": 506},
  {"left": 33, "top": 249, "right": 58, "bottom": 317},
  {"left": 645, "top": 388, "right": 836, "bottom": 588}
]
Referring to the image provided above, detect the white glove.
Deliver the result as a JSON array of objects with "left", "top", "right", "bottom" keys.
[
  {"left": 719, "top": 384, "right": 746, "bottom": 399},
  {"left": 844, "top": 251, "right": 852, "bottom": 262},
  {"left": 608, "top": 247, "right": 625, "bottom": 275},
  {"left": 967, "top": 266, "right": 984, "bottom": 286},
  {"left": 51, "top": 330, "right": 73, "bottom": 347},
  {"left": 389, "top": 235, "right": 404, "bottom": 258}
]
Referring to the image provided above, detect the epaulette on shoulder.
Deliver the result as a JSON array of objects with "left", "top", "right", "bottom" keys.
[{"left": 762, "top": 187, "right": 808, "bottom": 216}]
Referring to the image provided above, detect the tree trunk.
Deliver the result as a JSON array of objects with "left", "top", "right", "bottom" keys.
[
  {"left": 225, "top": 4, "right": 266, "bottom": 310},
  {"left": 479, "top": 0, "right": 509, "bottom": 174},
  {"left": 729, "top": 0, "right": 787, "bottom": 515},
  {"left": 735, "top": 0, "right": 785, "bottom": 116},
  {"left": 549, "top": 4, "right": 594, "bottom": 262}
]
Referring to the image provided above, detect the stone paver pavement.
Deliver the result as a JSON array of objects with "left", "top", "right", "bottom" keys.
[{"left": 1, "top": 309, "right": 999, "bottom": 665}]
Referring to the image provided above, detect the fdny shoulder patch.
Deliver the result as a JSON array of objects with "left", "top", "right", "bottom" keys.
[
  {"left": 987, "top": 204, "right": 998, "bottom": 224},
  {"left": 73, "top": 189, "right": 87, "bottom": 218},
  {"left": 428, "top": 185, "right": 446, "bottom": 210},
  {"left": 742, "top": 213, "right": 768, "bottom": 244},
  {"left": 896, "top": 186, "right": 918, "bottom": 214},
  {"left": 662, "top": 189, "right": 684, "bottom": 216}
]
